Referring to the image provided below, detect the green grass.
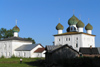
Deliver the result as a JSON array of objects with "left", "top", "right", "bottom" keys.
[{"left": 0, "top": 57, "right": 45, "bottom": 67}]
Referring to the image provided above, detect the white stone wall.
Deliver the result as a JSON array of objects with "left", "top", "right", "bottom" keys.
[
  {"left": 54, "top": 34, "right": 81, "bottom": 51},
  {"left": 58, "top": 30, "right": 63, "bottom": 34},
  {"left": 32, "top": 50, "right": 46, "bottom": 58},
  {"left": 86, "top": 30, "right": 92, "bottom": 34},
  {"left": 0, "top": 40, "right": 12, "bottom": 58},
  {"left": 0, "top": 40, "right": 45, "bottom": 58},
  {"left": 54, "top": 34, "right": 95, "bottom": 51},
  {"left": 81, "top": 34, "right": 95, "bottom": 47},
  {"left": 12, "top": 40, "right": 32, "bottom": 55},
  {"left": 0, "top": 40, "right": 32, "bottom": 58},
  {"left": 31, "top": 45, "right": 43, "bottom": 58},
  {"left": 14, "top": 51, "right": 30, "bottom": 58},
  {"left": 78, "top": 28, "right": 83, "bottom": 32}
]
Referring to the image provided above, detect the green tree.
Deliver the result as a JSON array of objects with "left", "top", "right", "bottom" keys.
[
  {"left": 24, "top": 37, "right": 35, "bottom": 44},
  {"left": 0, "top": 28, "right": 13, "bottom": 40},
  {"left": 0, "top": 28, "right": 36, "bottom": 44}
]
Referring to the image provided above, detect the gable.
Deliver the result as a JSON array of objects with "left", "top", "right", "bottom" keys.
[{"left": 46, "top": 44, "right": 79, "bottom": 54}]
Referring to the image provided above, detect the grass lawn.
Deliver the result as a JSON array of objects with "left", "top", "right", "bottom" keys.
[{"left": 0, "top": 58, "right": 45, "bottom": 67}]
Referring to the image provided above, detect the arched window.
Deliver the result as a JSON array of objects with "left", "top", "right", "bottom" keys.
[
  {"left": 76, "top": 43, "right": 78, "bottom": 47},
  {"left": 76, "top": 37, "right": 78, "bottom": 40},
  {"left": 71, "top": 27, "right": 73, "bottom": 30},
  {"left": 74, "top": 27, "right": 76, "bottom": 30},
  {"left": 58, "top": 38, "right": 60, "bottom": 41},
  {"left": 69, "top": 38, "right": 70, "bottom": 41}
]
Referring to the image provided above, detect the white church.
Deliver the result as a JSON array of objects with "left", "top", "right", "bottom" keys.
[
  {"left": 0, "top": 24, "right": 45, "bottom": 58},
  {"left": 54, "top": 15, "right": 95, "bottom": 51}
]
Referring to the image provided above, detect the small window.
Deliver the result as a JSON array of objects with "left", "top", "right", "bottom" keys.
[
  {"left": 71, "top": 27, "right": 73, "bottom": 30},
  {"left": 74, "top": 27, "right": 76, "bottom": 30},
  {"left": 76, "top": 43, "right": 78, "bottom": 47},
  {"left": 58, "top": 39, "right": 60, "bottom": 41},
  {"left": 65, "top": 38, "right": 68, "bottom": 41},
  {"left": 69, "top": 38, "right": 70, "bottom": 41},
  {"left": 76, "top": 37, "right": 78, "bottom": 40}
]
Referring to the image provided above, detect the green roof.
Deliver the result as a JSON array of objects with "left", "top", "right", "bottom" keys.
[
  {"left": 13, "top": 25, "right": 20, "bottom": 32},
  {"left": 76, "top": 20, "right": 85, "bottom": 28},
  {"left": 68, "top": 15, "right": 79, "bottom": 25},
  {"left": 85, "top": 23, "right": 93, "bottom": 30},
  {"left": 56, "top": 23, "right": 64, "bottom": 30}
]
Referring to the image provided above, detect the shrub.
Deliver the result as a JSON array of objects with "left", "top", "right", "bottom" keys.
[
  {"left": 1, "top": 55, "right": 5, "bottom": 58},
  {"left": 11, "top": 54, "right": 16, "bottom": 58}
]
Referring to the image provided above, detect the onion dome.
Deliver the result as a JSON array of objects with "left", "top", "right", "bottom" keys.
[
  {"left": 56, "top": 23, "right": 64, "bottom": 30},
  {"left": 85, "top": 23, "right": 93, "bottom": 30},
  {"left": 68, "top": 15, "right": 79, "bottom": 25},
  {"left": 76, "top": 20, "right": 85, "bottom": 28},
  {"left": 13, "top": 25, "right": 20, "bottom": 32}
]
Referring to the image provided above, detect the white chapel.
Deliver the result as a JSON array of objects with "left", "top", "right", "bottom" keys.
[
  {"left": 54, "top": 15, "right": 95, "bottom": 51},
  {"left": 0, "top": 24, "right": 45, "bottom": 58}
]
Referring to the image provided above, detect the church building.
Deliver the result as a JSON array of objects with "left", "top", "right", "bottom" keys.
[
  {"left": 54, "top": 15, "right": 95, "bottom": 51},
  {"left": 0, "top": 24, "right": 45, "bottom": 58}
]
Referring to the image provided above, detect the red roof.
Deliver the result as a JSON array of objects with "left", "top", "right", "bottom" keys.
[{"left": 34, "top": 48, "right": 45, "bottom": 53}]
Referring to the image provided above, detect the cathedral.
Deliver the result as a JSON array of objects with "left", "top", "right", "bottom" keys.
[
  {"left": 54, "top": 15, "right": 95, "bottom": 51},
  {"left": 0, "top": 24, "right": 45, "bottom": 58}
]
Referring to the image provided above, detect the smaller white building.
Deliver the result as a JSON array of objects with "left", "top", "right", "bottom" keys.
[
  {"left": 15, "top": 44, "right": 45, "bottom": 58},
  {"left": 0, "top": 24, "right": 45, "bottom": 58}
]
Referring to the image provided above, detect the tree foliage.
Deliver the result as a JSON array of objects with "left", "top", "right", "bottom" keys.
[
  {"left": 24, "top": 37, "right": 35, "bottom": 44},
  {"left": 0, "top": 28, "right": 13, "bottom": 40},
  {"left": 0, "top": 28, "right": 35, "bottom": 44}
]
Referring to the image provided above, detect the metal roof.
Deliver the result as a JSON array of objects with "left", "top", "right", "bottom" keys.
[
  {"left": 15, "top": 44, "right": 39, "bottom": 51},
  {"left": 79, "top": 47, "right": 100, "bottom": 54},
  {"left": 46, "top": 44, "right": 79, "bottom": 54},
  {"left": 46, "top": 45, "right": 62, "bottom": 52}
]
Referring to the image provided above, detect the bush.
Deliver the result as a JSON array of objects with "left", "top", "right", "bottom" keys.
[
  {"left": 11, "top": 55, "right": 16, "bottom": 58},
  {"left": 1, "top": 55, "right": 5, "bottom": 58}
]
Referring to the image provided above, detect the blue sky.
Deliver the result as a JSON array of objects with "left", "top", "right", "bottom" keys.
[{"left": 0, "top": 0, "right": 100, "bottom": 47}]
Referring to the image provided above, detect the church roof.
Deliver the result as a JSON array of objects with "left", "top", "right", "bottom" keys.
[
  {"left": 68, "top": 15, "right": 79, "bottom": 25},
  {"left": 54, "top": 32, "right": 95, "bottom": 36},
  {"left": 85, "top": 23, "right": 93, "bottom": 30},
  {"left": 56, "top": 23, "right": 64, "bottom": 30},
  {"left": 13, "top": 25, "right": 20, "bottom": 32},
  {"left": 76, "top": 20, "right": 85, "bottom": 28},
  {"left": 79, "top": 47, "right": 100, "bottom": 54},
  {"left": 0, "top": 37, "right": 32, "bottom": 42},
  {"left": 45, "top": 44, "right": 79, "bottom": 54},
  {"left": 15, "top": 44, "right": 42, "bottom": 51}
]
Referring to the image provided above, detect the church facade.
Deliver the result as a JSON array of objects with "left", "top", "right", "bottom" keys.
[
  {"left": 54, "top": 15, "right": 95, "bottom": 51},
  {"left": 0, "top": 25, "right": 45, "bottom": 58}
]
